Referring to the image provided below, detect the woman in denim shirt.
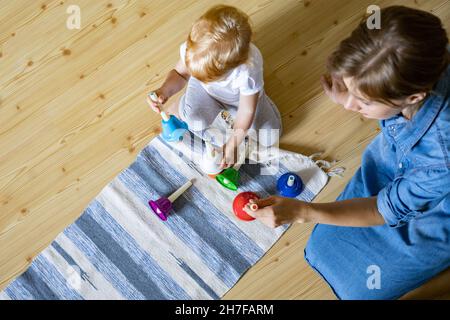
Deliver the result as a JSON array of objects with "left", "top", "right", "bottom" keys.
[{"left": 244, "top": 6, "right": 449, "bottom": 299}]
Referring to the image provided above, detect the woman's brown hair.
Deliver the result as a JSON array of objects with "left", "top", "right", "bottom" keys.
[{"left": 328, "top": 6, "right": 449, "bottom": 105}]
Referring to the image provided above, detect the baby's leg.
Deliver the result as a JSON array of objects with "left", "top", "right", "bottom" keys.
[
  {"left": 250, "top": 94, "right": 283, "bottom": 147},
  {"left": 179, "top": 77, "right": 226, "bottom": 144}
]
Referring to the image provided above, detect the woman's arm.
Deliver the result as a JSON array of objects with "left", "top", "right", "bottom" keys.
[
  {"left": 308, "top": 197, "right": 385, "bottom": 226},
  {"left": 244, "top": 196, "right": 385, "bottom": 228}
]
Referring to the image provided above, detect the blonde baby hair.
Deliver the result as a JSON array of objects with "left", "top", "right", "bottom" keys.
[{"left": 185, "top": 5, "right": 252, "bottom": 83}]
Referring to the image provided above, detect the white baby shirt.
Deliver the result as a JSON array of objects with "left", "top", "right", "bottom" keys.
[{"left": 179, "top": 42, "right": 265, "bottom": 105}]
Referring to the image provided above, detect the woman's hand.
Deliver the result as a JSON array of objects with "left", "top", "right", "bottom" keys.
[
  {"left": 320, "top": 74, "right": 349, "bottom": 106},
  {"left": 243, "top": 196, "right": 310, "bottom": 228},
  {"left": 146, "top": 88, "right": 169, "bottom": 113}
]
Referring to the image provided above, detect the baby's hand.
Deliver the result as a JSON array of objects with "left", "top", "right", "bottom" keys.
[
  {"left": 146, "top": 89, "right": 168, "bottom": 113},
  {"left": 220, "top": 142, "right": 239, "bottom": 169}
]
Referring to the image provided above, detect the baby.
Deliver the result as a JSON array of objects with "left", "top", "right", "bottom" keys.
[{"left": 147, "top": 5, "right": 282, "bottom": 168}]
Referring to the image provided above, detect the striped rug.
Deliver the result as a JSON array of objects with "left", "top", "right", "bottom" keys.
[{"left": 0, "top": 134, "right": 329, "bottom": 300}]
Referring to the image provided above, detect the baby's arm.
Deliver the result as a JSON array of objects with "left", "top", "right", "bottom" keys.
[
  {"left": 147, "top": 59, "right": 190, "bottom": 112},
  {"left": 160, "top": 59, "right": 191, "bottom": 97},
  {"left": 221, "top": 93, "right": 258, "bottom": 168},
  {"left": 233, "top": 93, "right": 258, "bottom": 141}
]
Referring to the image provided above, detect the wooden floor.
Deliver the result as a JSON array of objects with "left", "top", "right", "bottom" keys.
[{"left": 1, "top": 0, "right": 449, "bottom": 299}]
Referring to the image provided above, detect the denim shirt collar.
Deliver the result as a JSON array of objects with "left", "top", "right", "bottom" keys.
[{"left": 380, "top": 65, "right": 450, "bottom": 155}]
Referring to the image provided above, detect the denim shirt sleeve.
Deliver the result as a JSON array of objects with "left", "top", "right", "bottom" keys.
[{"left": 377, "top": 167, "right": 450, "bottom": 227}]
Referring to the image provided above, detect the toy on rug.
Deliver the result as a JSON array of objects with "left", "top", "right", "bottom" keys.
[
  {"left": 277, "top": 172, "right": 303, "bottom": 198},
  {"left": 195, "top": 110, "right": 246, "bottom": 191},
  {"left": 215, "top": 139, "right": 249, "bottom": 191},
  {"left": 199, "top": 138, "right": 244, "bottom": 191},
  {"left": 148, "top": 92, "right": 188, "bottom": 142},
  {"left": 232, "top": 192, "right": 260, "bottom": 221},
  {"left": 216, "top": 167, "right": 240, "bottom": 191},
  {"left": 149, "top": 179, "right": 193, "bottom": 221},
  {"left": 199, "top": 143, "right": 240, "bottom": 190},
  {"left": 200, "top": 141, "right": 223, "bottom": 177}
]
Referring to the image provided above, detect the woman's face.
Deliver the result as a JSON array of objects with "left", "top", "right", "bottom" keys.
[{"left": 342, "top": 77, "right": 402, "bottom": 120}]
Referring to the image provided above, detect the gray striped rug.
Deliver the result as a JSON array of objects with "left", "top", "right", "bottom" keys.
[{"left": 0, "top": 134, "right": 328, "bottom": 300}]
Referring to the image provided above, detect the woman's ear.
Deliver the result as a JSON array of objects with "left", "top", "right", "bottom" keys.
[{"left": 406, "top": 92, "right": 427, "bottom": 105}]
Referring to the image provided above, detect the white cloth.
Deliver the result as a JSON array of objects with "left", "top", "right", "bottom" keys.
[{"left": 180, "top": 42, "right": 264, "bottom": 105}]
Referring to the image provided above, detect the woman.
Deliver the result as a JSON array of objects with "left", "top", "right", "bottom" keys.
[{"left": 244, "top": 6, "right": 449, "bottom": 299}]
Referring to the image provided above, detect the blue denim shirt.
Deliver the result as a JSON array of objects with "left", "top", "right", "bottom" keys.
[
  {"left": 342, "top": 65, "right": 450, "bottom": 228},
  {"left": 305, "top": 63, "right": 450, "bottom": 300}
]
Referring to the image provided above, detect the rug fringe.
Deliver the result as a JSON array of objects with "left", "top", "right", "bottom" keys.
[{"left": 308, "top": 152, "right": 346, "bottom": 178}]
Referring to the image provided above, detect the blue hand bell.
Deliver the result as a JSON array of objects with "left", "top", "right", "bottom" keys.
[{"left": 276, "top": 172, "right": 303, "bottom": 198}]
